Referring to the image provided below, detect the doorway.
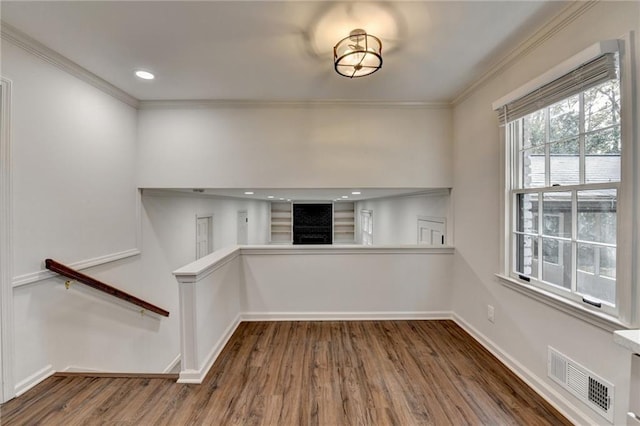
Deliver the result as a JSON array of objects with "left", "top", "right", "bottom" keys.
[
  {"left": 418, "top": 216, "right": 446, "bottom": 246},
  {"left": 360, "top": 210, "right": 373, "bottom": 245},
  {"left": 237, "top": 211, "right": 248, "bottom": 245},
  {"left": 195, "top": 215, "right": 213, "bottom": 260}
]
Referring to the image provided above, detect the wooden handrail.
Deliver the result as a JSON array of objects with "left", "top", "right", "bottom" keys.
[{"left": 45, "top": 259, "right": 169, "bottom": 317}]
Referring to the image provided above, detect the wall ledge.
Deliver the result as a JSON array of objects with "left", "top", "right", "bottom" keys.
[
  {"left": 174, "top": 245, "right": 454, "bottom": 283},
  {"left": 496, "top": 274, "right": 628, "bottom": 333}
]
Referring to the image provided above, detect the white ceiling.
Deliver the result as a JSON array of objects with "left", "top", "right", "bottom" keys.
[
  {"left": 166, "top": 187, "right": 447, "bottom": 202},
  {"left": 1, "top": 1, "right": 567, "bottom": 200},
  {"left": 1, "top": 1, "right": 567, "bottom": 103}
]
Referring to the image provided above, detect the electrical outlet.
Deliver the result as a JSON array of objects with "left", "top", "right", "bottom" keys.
[{"left": 487, "top": 305, "right": 495, "bottom": 323}]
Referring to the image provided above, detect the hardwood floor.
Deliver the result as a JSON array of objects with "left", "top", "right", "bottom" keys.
[{"left": 0, "top": 320, "right": 571, "bottom": 425}]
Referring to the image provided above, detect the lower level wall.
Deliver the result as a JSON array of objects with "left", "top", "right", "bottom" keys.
[
  {"left": 12, "top": 256, "right": 180, "bottom": 396},
  {"left": 240, "top": 248, "right": 453, "bottom": 317},
  {"left": 174, "top": 246, "right": 455, "bottom": 383}
]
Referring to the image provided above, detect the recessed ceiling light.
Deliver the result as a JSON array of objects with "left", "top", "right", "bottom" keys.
[
  {"left": 352, "top": 191, "right": 361, "bottom": 195},
  {"left": 267, "top": 195, "right": 274, "bottom": 199},
  {"left": 279, "top": 198, "right": 285, "bottom": 200},
  {"left": 287, "top": 199, "right": 291, "bottom": 202},
  {"left": 244, "top": 191, "right": 254, "bottom": 195},
  {"left": 135, "top": 70, "right": 155, "bottom": 80},
  {"left": 341, "top": 195, "right": 349, "bottom": 199}
]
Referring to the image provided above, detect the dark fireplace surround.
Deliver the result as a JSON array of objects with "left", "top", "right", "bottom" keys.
[{"left": 293, "top": 203, "right": 332, "bottom": 245}]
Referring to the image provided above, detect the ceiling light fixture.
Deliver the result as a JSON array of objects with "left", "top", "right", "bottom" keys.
[
  {"left": 334, "top": 29, "right": 382, "bottom": 78},
  {"left": 341, "top": 195, "right": 349, "bottom": 199},
  {"left": 352, "top": 191, "right": 361, "bottom": 195},
  {"left": 267, "top": 195, "right": 275, "bottom": 199},
  {"left": 135, "top": 70, "right": 155, "bottom": 80},
  {"left": 244, "top": 191, "right": 254, "bottom": 195}
]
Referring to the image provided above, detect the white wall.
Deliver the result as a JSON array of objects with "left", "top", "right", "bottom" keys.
[
  {"left": 142, "top": 190, "right": 270, "bottom": 262},
  {"left": 1, "top": 39, "right": 182, "bottom": 391},
  {"left": 241, "top": 247, "right": 453, "bottom": 316},
  {"left": 4, "top": 40, "right": 139, "bottom": 278},
  {"left": 137, "top": 106, "right": 452, "bottom": 189},
  {"left": 355, "top": 191, "right": 450, "bottom": 245},
  {"left": 451, "top": 2, "right": 639, "bottom": 424}
]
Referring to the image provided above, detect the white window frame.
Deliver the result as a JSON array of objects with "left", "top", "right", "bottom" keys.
[{"left": 496, "top": 36, "right": 638, "bottom": 330}]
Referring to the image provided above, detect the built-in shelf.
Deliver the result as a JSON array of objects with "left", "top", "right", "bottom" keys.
[
  {"left": 333, "top": 202, "right": 355, "bottom": 243},
  {"left": 270, "top": 202, "right": 292, "bottom": 244}
]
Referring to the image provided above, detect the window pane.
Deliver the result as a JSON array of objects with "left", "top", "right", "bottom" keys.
[
  {"left": 577, "top": 243, "right": 616, "bottom": 305},
  {"left": 584, "top": 80, "right": 621, "bottom": 132},
  {"left": 542, "top": 238, "right": 571, "bottom": 289},
  {"left": 549, "top": 138, "right": 579, "bottom": 186},
  {"left": 577, "top": 189, "right": 616, "bottom": 243},
  {"left": 523, "top": 109, "right": 545, "bottom": 149},
  {"left": 522, "top": 148, "right": 545, "bottom": 188},
  {"left": 549, "top": 95, "right": 579, "bottom": 142},
  {"left": 542, "top": 192, "right": 571, "bottom": 238},
  {"left": 586, "top": 126, "right": 620, "bottom": 154},
  {"left": 585, "top": 126, "right": 620, "bottom": 183},
  {"left": 516, "top": 234, "right": 538, "bottom": 279},
  {"left": 517, "top": 193, "right": 538, "bottom": 233}
]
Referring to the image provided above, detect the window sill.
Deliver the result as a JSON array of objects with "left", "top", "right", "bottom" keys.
[{"left": 495, "top": 273, "right": 629, "bottom": 333}]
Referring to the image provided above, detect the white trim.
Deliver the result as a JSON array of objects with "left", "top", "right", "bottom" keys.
[
  {"left": 492, "top": 39, "right": 620, "bottom": 110},
  {"left": 174, "top": 245, "right": 453, "bottom": 283},
  {"left": 240, "top": 245, "right": 455, "bottom": 256},
  {"left": 496, "top": 274, "right": 628, "bottom": 333},
  {"left": 135, "top": 189, "right": 143, "bottom": 252},
  {"left": 454, "top": 1, "right": 598, "bottom": 105},
  {"left": 163, "top": 354, "right": 182, "bottom": 375},
  {"left": 177, "top": 314, "right": 241, "bottom": 384},
  {"left": 0, "top": 22, "right": 139, "bottom": 109},
  {"left": 174, "top": 246, "right": 240, "bottom": 284},
  {"left": 241, "top": 311, "right": 452, "bottom": 322},
  {"left": 61, "top": 366, "right": 101, "bottom": 373},
  {"left": 0, "top": 77, "right": 14, "bottom": 403},
  {"left": 617, "top": 31, "right": 639, "bottom": 327},
  {"left": 138, "top": 99, "right": 451, "bottom": 110},
  {"left": 14, "top": 365, "right": 55, "bottom": 397},
  {"left": 12, "top": 248, "right": 141, "bottom": 288},
  {"left": 452, "top": 313, "right": 592, "bottom": 426}
]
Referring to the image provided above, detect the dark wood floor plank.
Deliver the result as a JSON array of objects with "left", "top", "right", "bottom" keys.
[{"left": 0, "top": 320, "right": 571, "bottom": 426}]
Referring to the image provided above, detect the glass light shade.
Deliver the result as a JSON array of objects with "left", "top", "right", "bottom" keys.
[{"left": 334, "top": 29, "right": 382, "bottom": 78}]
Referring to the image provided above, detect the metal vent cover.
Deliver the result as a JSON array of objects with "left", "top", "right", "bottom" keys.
[{"left": 548, "top": 347, "right": 614, "bottom": 423}]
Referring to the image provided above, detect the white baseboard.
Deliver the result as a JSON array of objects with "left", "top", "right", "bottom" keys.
[
  {"left": 14, "top": 364, "right": 55, "bottom": 397},
  {"left": 178, "top": 314, "right": 242, "bottom": 384},
  {"left": 451, "top": 313, "right": 591, "bottom": 425},
  {"left": 241, "top": 311, "right": 453, "bottom": 322},
  {"left": 163, "top": 354, "right": 181, "bottom": 374},
  {"left": 61, "top": 365, "right": 101, "bottom": 373}
]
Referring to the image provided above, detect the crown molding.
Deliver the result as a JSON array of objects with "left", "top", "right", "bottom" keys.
[
  {"left": 0, "top": 21, "right": 140, "bottom": 109},
  {"left": 138, "top": 99, "right": 452, "bottom": 110},
  {"left": 452, "top": 1, "right": 598, "bottom": 106}
]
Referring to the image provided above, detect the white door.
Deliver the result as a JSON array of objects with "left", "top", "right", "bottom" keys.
[
  {"left": 418, "top": 217, "right": 446, "bottom": 245},
  {"left": 196, "top": 216, "right": 213, "bottom": 259},
  {"left": 237, "top": 211, "right": 248, "bottom": 245},
  {"left": 360, "top": 210, "right": 373, "bottom": 246}
]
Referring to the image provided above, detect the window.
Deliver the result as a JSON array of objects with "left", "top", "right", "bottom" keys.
[{"left": 497, "top": 41, "right": 629, "bottom": 319}]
